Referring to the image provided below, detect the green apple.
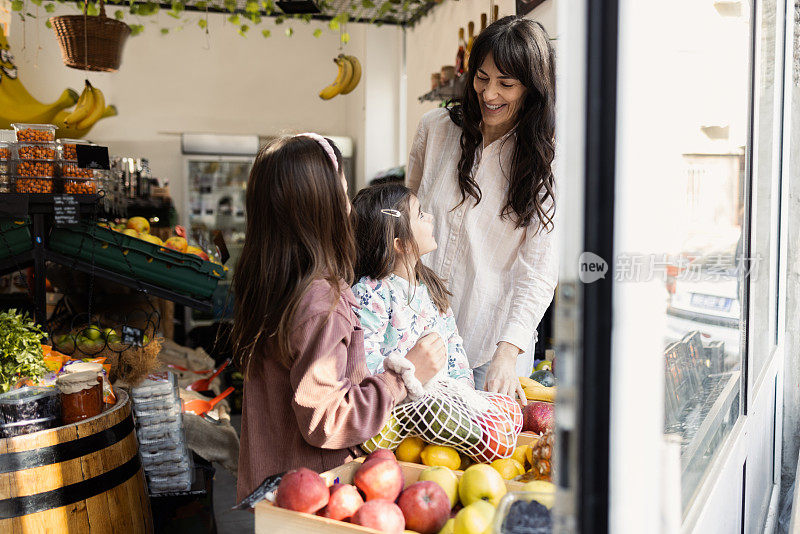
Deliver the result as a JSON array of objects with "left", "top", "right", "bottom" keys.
[
  {"left": 453, "top": 501, "right": 495, "bottom": 534},
  {"left": 438, "top": 518, "right": 455, "bottom": 534},
  {"left": 83, "top": 326, "right": 103, "bottom": 341},
  {"left": 102, "top": 328, "right": 117, "bottom": 339},
  {"left": 419, "top": 466, "right": 459, "bottom": 508},
  {"left": 458, "top": 465, "right": 507, "bottom": 507},
  {"left": 521, "top": 480, "right": 556, "bottom": 509},
  {"left": 142, "top": 334, "right": 149, "bottom": 345}
]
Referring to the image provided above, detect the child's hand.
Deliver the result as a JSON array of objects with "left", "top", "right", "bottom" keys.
[{"left": 406, "top": 332, "right": 446, "bottom": 385}]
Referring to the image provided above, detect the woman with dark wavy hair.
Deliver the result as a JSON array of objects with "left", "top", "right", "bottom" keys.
[{"left": 407, "top": 16, "right": 558, "bottom": 401}]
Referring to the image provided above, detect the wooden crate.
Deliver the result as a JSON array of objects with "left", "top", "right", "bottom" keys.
[{"left": 254, "top": 459, "right": 525, "bottom": 534}]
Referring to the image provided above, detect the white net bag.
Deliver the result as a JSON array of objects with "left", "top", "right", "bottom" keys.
[{"left": 362, "top": 374, "right": 522, "bottom": 463}]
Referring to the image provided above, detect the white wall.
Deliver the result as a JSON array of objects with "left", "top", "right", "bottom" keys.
[
  {"left": 404, "top": 0, "right": 557, "bottom": 154},
  {"left": 7, "top": 9, "right": 401, "bottom": 215}
]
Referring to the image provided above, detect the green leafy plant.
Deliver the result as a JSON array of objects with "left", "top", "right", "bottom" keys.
[
  {"left": 0, "top": 310, "right": 47, "bottom": 393},
  {"left": 10, "top": 0, "right": 432, "bottom": 39}
]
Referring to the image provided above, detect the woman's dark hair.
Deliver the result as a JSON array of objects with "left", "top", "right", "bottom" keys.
[
  {"left": 352, "top": 183, "right": 451, "bottom": 314},
  {"left": 232, "top": 135, "right": 353, "bottom": 375},
  {"left": 448, "top": 16, "right": 556, "bottom": 232}
]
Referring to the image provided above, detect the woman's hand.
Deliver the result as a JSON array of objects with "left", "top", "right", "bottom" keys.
[
  {"left": 405, "top": 333, "right": 447, "bottom": 385},
  {"left": 485, "top": 342, "right": 527, "bottom": 403}
]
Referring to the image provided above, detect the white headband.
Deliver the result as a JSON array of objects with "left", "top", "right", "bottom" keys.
[{"left": 298, "top": 133, "right": 338, "bottom": 173}]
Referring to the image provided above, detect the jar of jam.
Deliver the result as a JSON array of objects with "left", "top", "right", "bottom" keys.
[{"left": 57, "top": 367, "right": 103, "bottom": 425}]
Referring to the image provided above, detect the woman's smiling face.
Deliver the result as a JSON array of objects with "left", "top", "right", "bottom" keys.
[{"left": 473, "top": 53, "right": 527, "bottom": 133}]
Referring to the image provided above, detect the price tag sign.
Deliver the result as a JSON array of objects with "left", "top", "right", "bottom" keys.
[
  {"left": 121, "top": 325, "right": 144, "bottom": 347},
  {"left": 53, "top": 195, "right": 80, "bottom": 226},
  {"left": 76, "top": 144, "right": 110, "bottom": 170}
]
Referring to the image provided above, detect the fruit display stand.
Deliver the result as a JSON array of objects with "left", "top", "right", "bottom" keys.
[
  {"left": 0, "top": 193, "right": 218, "bottom": 325},
  {"left": 254, "top": 458, "right": 527, "bottom": 534}
]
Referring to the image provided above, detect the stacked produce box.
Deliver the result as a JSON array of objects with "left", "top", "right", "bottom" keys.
[
  {"left": 0, "top": 124, "right": 99, "bottom": 194},
  {"left": 0, "top": 141, "right": 11, "bottom": 192},
  {"left": 13, "top": 123, "right": 56, "bottom": 193},
  {"left": 131, "top": 372, "right": 194, "bottom": 493},
  {"left": 59, "top": 138, "right": 97, "bottom": 194}
]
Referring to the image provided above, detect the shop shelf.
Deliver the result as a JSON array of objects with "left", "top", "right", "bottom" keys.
[{"left": 48, "top": 222, "right": 224, "bottom": 300}]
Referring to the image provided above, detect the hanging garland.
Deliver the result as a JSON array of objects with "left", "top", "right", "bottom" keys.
[{"left": 10, "top": 0, "right": 432, "bottom": 40}]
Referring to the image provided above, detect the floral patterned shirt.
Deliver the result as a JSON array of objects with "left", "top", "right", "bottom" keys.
[{"left": 352, "top": 274, "right": 474, "bottom": 387}]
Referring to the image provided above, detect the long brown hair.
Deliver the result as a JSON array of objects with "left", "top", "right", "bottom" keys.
[
  {"left": 232, "top": 135, "right": 353, "bottom": 375},
  {"left": 448, "top": 16, "right": 556, "bottom": 232},
  {"left": 352, "top": 183, "right": 451, "bottom": 314}
]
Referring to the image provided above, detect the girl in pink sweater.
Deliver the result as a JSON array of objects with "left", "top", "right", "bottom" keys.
[{"left": 232, "top": 134, "right": 445, "bottom": 500}]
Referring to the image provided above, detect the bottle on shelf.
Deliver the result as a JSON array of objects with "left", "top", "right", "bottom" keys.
[
  {"left": 481, "top": 13, "right": 487, "bottom": 32},
  {"left": 492, "top": 5, "right": 499, "bottom": 22},
  {"left": 455, "top": 27, "right": 466, "bottom": 76},
  {"left": 464, "top": 21, "right": 476, "bottom": 69}
]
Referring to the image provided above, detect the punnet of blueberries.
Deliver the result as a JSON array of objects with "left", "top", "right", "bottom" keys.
[{"left": 501, "top": 499, "right": 552, "bottom": 534}]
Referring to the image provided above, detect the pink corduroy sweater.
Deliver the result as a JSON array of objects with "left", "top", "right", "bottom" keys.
[{"left": 236, "top": 279, "right": 407, "bottom": 501}]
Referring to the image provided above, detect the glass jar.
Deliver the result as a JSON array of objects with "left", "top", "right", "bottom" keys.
[{"left": 57, "top": 367, "right": 103, "bottom": 425}]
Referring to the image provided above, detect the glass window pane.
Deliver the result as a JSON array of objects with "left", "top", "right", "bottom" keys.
[
  {"left": 659, "top": 3, "right": 751, "bottom": 512},
  {"left": 750, "top": 0, "right": 784, "bottom": 377},
  {"left": 616, "top": 0, "right": 752, "bottom": 514}
]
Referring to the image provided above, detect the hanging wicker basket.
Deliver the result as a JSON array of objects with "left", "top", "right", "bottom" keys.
[{"left": 49, "top": 0, "right": 131, "bottom": 72}]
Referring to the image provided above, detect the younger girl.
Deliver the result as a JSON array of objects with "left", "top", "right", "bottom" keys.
[
  {"left": 232, "top": 135, "right": 445, "bottom": 501},
  {"left": 352, "top": 183, "right": 474, "bottom": 387}
]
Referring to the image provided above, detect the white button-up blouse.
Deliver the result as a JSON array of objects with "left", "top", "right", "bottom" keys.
[{"left": 406, "top": 108, "right": 558, "bottom": 368}]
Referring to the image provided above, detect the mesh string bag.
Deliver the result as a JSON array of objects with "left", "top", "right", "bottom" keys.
[{"left": 362, "top": 367, "right": 522, "bottom": 463}]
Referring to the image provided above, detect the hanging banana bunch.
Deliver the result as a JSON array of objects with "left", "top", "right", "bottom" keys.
[
  {"left": 53, "top": 80, "right": 118, "bottom": 139},
  {"left": 319, "top": 54, "right": 362, "bottom": 100}
]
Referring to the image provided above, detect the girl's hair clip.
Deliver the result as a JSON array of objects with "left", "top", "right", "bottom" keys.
[{"left": 381, "top": 209, "right": 402, "bottom": 218}]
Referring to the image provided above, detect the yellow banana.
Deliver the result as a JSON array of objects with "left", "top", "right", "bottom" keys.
[
  {"left": 0, "top": 27, "right": 79, "bottom": 127},
  {"left": 339, "top": 55, "right": 361, "bottom": 95},
  {"left": 62, "top": 80, "right": 95, "bottom": 127},
  {"left": 55, "top": 105, "right": 117, "bottom": 139},
  {"left": 519, "top": 376, "right": 557, "bottom": 403},
  {"left": 76, "top": 85, "right": 105, "bottom": 130},
  {"left": 319, "top": 54, "right": 352, "bottom": 100}
]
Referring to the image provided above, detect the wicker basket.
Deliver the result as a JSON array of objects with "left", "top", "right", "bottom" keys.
[{"left": 49, "top": 0, "right": 131, "bottom": 72}]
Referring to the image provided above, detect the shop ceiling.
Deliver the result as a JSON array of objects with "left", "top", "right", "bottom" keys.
[{"left": 143, "top": 0, "right": 437, "bottom": 26}]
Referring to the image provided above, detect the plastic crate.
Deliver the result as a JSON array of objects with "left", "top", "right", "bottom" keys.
[
  {"left": 49, "top": 223, "right": 224, "bottom": 299},
  {"left": 0, "top": 218, "right": 32, "bottom": 260}
]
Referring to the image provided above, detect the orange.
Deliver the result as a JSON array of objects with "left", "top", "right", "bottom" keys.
[
  {"left": 419, "top": 444, "right": 461, "bottom": 470},
  {"left": 395, "top": 435, "right": 426, "bottom": 463}
]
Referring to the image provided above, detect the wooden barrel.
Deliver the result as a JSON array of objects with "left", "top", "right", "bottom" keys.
[{"left": 0, "top": 389, "right": 152, "bottom": 533}]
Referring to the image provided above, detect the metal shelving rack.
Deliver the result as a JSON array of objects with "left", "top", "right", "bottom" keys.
[{"left": 0, "top": 194, "right": 213, "bottom": 326}]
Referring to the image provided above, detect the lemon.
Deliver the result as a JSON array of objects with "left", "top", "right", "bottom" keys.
[
  {"left": 420, "top": 444, "right": 461, "bottom": 470},
  {"left": 395, "top": 435, "right": 426, "bottom": 463},
  {"left": 511, "top": 445, "right": 529, "bottom": 468},
  {"left": 490, "top": 458, "right": 525, "bottom": 480}
]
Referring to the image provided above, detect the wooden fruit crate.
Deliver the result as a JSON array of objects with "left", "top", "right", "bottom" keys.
[{"left": 254, "top": 458, "right": 525, "bottom": 534}]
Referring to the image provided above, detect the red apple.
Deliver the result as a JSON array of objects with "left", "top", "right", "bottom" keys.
[
  {"left": 319, "top": 483, "right": 364, "bottom": 521},
  {"left": 523, "top": 401, "right": 554, "bottom": 434},
  {"left": 351, "top": 499, "right": 405, "bottom": 534},
  {"left": 397, "top": 481, "right": 451, "bottom": 534},
  {"left": 366, "top": 449, "right": 397, "bottom": 463},
  {"left": 354, "top": 458, "right": 404, "bottom": 501},
  {"left": 275, "top": 468, "right": 329, "bottom": 514}
]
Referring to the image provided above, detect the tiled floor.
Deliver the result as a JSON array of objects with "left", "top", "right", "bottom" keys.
[{"left": 213, "top": 415, "right": 255, "bottom": 533}]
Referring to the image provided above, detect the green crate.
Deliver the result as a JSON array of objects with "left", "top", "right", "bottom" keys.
[
  {"left": 49, "top": 223, "right": 225, "bottom": 299},
  {"left": 0, "top": 218, "right": 33, "bottom": 261}
]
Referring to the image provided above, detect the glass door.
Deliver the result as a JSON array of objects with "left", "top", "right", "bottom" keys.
[{"left": 184, "top": 156, "right": 252, "bottom": 330}]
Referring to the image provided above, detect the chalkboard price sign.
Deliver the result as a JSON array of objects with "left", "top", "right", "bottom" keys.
[
  {"left": 76, "top": 144, "right": 110, "bottom": 170},
  {"left": 121, "top": 325, "right": 144, "bottom": 347},
  {"left": 53, "top": 195, "right": 80, "bottom": 226}
]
